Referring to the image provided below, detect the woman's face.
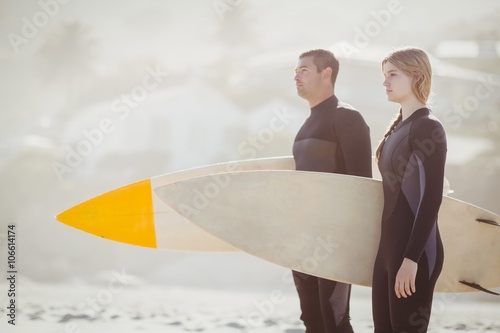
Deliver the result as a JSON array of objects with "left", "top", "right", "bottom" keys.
[{"left": 382, "top": 61, "right": 414, "bottom": 104}]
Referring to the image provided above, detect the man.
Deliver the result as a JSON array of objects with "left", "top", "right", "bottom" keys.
[{"left": 292, "top": 49, "right": 372, "bottom": 332}]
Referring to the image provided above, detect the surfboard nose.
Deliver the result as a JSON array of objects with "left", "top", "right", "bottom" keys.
[{"left": 56, "top": 179, "right": 157, "bottom": 248}]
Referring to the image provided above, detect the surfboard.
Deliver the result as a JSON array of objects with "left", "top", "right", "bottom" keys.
[
  {"left": 155, "top": 170, "right": 500, "bottom": 294},
  {"left": 56, "top": 156, "right": 295, "bottom": 251}
]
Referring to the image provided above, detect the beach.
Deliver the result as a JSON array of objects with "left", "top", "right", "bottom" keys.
[
  {"left": 1, "top": 274, "right": 499, "bottom": 333},
  {"left": 1, "top": 1, "right": 500, "bottom": 332}
]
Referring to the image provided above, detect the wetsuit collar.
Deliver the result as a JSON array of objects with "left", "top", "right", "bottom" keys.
[
  {"left": 396, "top": 107, "right": 429, "bottom": 130},
  {"left": 311, "top": 95, "right": 338, "bottom": 113}
]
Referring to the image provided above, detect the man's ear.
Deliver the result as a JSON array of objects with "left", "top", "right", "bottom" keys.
[{"left": 322, "top": 67, "right": 332, "bottom": 80}]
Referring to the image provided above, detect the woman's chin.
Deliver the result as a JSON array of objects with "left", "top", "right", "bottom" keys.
[{"left": 387, "top": 96, "right": 399, "bottom": 103}]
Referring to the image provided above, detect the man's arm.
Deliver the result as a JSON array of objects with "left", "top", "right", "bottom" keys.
[{"left": 337, "top": 110, "right": 372, "bottom": 178}]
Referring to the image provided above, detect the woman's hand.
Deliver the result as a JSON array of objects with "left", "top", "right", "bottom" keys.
[{"left": 394, "top": 257, "right": 418, "bottom": 298}]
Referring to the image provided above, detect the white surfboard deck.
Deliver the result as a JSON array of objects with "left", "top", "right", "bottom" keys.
[
  {"left": 151, "top": 157, "right": 295, "bottom": 251},
  {"left": 155, "top": 170, "right": 500, "bottom": 293}
]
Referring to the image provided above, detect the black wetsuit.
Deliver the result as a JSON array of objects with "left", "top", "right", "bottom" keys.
[
  {"left": 373, "top": 108, "right": 446, "bottom": 333},
  {"left": 292, "top": 95, "right": 372, "bottom": 333}
]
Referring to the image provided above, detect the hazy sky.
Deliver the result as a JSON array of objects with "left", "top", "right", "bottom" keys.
[{"left": 2, "top": 0, "right": 500, "bottom": 64}]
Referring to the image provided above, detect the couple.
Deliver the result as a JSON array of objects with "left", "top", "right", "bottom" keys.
[{"left": 292, "top": 47, "right": 446, "bottom": 333}]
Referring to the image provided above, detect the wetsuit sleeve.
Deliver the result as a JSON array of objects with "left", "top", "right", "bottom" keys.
[
  {"left": 336, "top": 110, "right": 372, "bottom": 178},
  {"left": 403, "top": 119, "right": 447, "bottom": 262}
]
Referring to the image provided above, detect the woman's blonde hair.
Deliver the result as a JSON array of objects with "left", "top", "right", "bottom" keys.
[
  {"left": 376, "top": 47, "right": 433, "bottom": 161},
  {"left": 382, "top": 46, "right": 432, "bottom": 104}
]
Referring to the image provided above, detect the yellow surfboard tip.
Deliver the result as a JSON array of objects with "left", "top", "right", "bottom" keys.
[{"left": 56, "top": 179, "right": 157, "bottom": 248}]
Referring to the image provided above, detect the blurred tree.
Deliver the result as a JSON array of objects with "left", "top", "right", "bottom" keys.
[
  {"left": 36, "top": 21, "right": 97, "bottom": 112},
  {"left": 207, "top": 3, "right": 266, "bottom": 108}
]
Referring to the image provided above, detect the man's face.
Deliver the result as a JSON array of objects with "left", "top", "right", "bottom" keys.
[{"left": 294, "top": 56, "right": 323, "bottom": 100}]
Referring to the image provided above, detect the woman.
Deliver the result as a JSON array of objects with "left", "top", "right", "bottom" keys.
[{"left": 372, "top": 47, "right": 447, "bottom": 333}]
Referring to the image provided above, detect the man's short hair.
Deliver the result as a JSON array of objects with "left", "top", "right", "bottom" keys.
[{"left": 299, "top": 49, "right": 339, "bottom": 86}]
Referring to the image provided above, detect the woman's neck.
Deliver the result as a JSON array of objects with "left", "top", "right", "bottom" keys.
[{"left": 400, "top": 98, "right": 426, "bottom": 120}]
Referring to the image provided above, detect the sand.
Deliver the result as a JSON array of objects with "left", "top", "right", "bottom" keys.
[{"left": 1, "top": 278, "right": 499, "bottom": 333}]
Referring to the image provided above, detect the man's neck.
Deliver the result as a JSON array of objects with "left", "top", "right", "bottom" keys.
[{"left": 308, "top": 90, "right": 334, "bottom": 109}]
